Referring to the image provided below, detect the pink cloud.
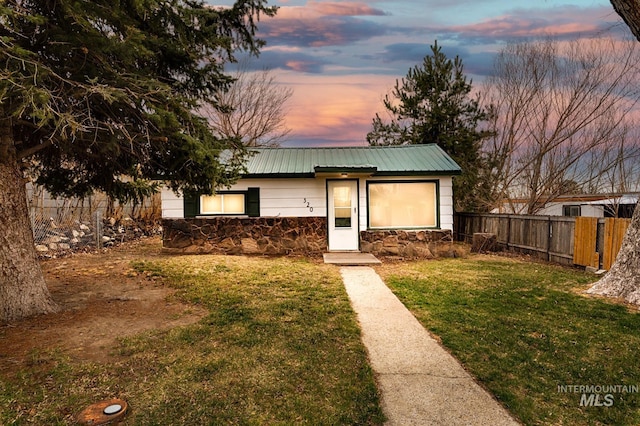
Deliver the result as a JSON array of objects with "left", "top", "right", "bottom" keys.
[
  {"left": 259, "top": 6, "right": 387, "bottom": 48},
  {"left": 308, "top": 1, "right": 386, "bottom": 17},
  {"left": 449, "top": 6, "right": 616, "bottom": 40},
  {"left": 456, "top": 16, "right": 601, "bottom": 38},
  {"left": 281, "top": 73, "right": 396, "bottom": 145},
  {"left": 284, "top": 60, "right": 320, "bottom": 72}
]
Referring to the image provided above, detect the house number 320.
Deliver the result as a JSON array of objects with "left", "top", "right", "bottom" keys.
[{"left": 303, "top": 198, "right": 314, "bottom": 212}]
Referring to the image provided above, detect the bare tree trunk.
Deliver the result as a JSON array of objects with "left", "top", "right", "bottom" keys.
[
  {"left": 588, "top": 205, "right": 640, "bottom": 303},
  {"left": 0, "top": 120, "right": 58, "bottom": 322},
  {"left": 610, "top": 0, "right": 640, "bottom": 41}
]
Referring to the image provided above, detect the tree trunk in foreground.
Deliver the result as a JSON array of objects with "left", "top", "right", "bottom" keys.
[
  {"left": 587, "top": 1, "right": 640, "bottom": 304},
  {"left": 587, "top": 205, "right": 640, "bottom": 304},
  {"left": 610, "top": 0, "right": 640, "bottom": 42},
  {"left": 0, "top": 126, "right": 58, "bottom": 322}
]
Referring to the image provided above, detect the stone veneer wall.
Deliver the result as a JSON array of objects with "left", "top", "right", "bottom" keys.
[
  {"left": 162, "top": 217, "right": 327, "bottom": 255},
  {"left": 360, "top": 229, "right": 454, "bottom": 258},
  {"left": 163, "top": 218, "right": 454, "bottom": 258}
]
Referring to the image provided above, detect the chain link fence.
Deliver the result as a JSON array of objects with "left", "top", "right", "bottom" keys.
[{"left": 27, "top": 184, "right": 162, "bottom": 257}]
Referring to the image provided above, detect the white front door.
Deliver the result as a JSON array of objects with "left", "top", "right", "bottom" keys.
[{"left": 327, "top": 180, "right": 359, "bottom": 251}]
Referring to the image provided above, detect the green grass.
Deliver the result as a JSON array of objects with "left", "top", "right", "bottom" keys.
[
  {"left": 377, "top": 256, "right": 640, "bottom": 426},
  {"left": 1, "top": 255, "right": 384, "bottom": 425}
]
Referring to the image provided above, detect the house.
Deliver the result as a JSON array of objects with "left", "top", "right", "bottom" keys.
[
  {"left": 496, "top": 193, "right": 638, "bottom": 218},
  {"left": 161, "top": 144, "right": 461, "bottom": 257}
]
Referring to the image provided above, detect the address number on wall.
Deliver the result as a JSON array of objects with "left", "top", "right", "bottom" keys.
[{"left": 303, "top": 198, "right": 314, "bottom": 212}]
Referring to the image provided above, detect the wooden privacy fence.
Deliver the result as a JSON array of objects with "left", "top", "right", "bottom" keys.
[{"left": 455, "top": 213, "right": 630, "bottom": 270}]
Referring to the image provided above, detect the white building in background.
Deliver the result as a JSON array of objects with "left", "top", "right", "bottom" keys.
[{"left": 495, "top": 194, "right": 639, "bottom": 218}]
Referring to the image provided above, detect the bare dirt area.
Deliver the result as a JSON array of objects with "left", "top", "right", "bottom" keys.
[{"left": 0, "top": 237, "right": 206, "bottom": 372}]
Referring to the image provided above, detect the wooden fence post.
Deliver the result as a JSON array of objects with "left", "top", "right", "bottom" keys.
[{"left": 547, "top": 216, "right": 552, "bottom": 262}]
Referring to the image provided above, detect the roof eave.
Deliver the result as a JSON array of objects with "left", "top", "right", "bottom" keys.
[
  {"left": 241, "top": 170, "right": 461, "bottom": 179},
  {"left": 313, "top": 165, "right": 378, "bottom": 175},
  {"left": 242, "top": 173, "right": 316, "bottom": 179},
  {"left": 373, "top": 170, "right": 462, "bottom": 176}
]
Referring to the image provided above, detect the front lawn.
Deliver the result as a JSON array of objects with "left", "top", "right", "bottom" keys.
[
  {"left": 377, "top": 256, "right": 640, "bottom": 426},
  {"left": 0, "top": 254, "right": 384, "bottom": 425}
]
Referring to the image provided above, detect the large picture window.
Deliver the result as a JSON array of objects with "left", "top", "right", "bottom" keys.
[{"left": 368, "top": 181, "right": 437, "bottom": 228}]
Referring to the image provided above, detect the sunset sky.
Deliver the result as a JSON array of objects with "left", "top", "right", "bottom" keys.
[{"left": 209, "top": 0, "right": 628, "bottom": 147}]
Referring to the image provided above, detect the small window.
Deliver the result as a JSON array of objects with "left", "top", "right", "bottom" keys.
[
  {"left": 368, "top": 181, "right": 438, "bottom": 228},
  {"left": 563, "top": 205, "right": 581, "bottom": 217},
  {"left": 333, "top": 186, "right": 352, "bottom": 228},
  {"left": 200, "top": 193, "right": 245, "bottom": 215}
]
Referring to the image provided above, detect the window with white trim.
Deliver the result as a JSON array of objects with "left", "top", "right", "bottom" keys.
[
  {"left": 184, "top": 188, "right": 260, "bottom": 218},
  {"left": 200, "top": 193, "right": 245, "bottom": 215},
  {"left": 368, "top": 181, "right": 438, "bottom": 228}
]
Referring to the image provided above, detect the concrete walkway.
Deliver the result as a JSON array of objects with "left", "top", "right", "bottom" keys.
[{"left": 340, "top": 266, "right": 519, "bottom": 426}]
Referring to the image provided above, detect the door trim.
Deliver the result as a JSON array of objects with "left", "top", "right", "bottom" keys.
[{"left": 326, "top": 179, "right": 360, "bottom": 251}]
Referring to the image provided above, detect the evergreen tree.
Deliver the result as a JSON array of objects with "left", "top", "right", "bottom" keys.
[
  {"left": 0, "top": 0, "right": 276, "bottom": 321},
  {"left": 367, "top": 41, "right": 492, "bottom": 211}
]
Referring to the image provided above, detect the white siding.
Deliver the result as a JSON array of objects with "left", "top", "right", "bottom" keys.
[
  {"left": 161, "top": 175, "right": 456, "bottom": 231},
  {"left": 581, "top": 205, "right": 605, "bottom": 217},
  {"left": 229, "top": 178, "right": 326, "bottom": 217},
  {"left": 161, "top": 188, "right": 184, "bottom": 218},
  {"left": 535, "top": 203, "right": 563, "bottom": 216},
  {"left": 438, "top": 176, "right": 454, "bottom": 231}
]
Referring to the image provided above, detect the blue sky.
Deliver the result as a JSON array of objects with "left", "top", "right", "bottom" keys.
[{"left": 208, "top": 0, "right": 628, "bottom": 146}]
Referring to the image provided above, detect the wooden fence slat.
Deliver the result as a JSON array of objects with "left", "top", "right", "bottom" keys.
[
  {"left": 603, "top": 218, "right": 615, "bottom": 270},
  {"left": 615, "top": 219, "right": 630, "bottom": 259},
  {"left": 603, "top": 218, "right": 631, "bottom": 270},
  {"left": 573, "top": 217, "right": 598, "bottom": 267}
]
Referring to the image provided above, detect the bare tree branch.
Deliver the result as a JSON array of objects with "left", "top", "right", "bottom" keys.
[
  {"left": 203, "top": 59, "right": 293, "bottom": 147},
  {"left": 481, "top": 37, "right": 640, "bottom": 214}
]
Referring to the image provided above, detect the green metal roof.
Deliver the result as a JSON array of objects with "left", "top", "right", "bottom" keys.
[{"left": 243, "top": 144, "right": 461, "bottom": 177}]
